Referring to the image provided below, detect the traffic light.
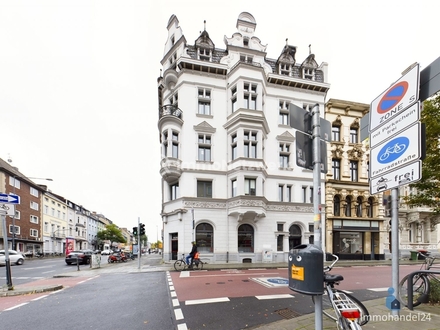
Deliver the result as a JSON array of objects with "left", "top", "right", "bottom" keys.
[
  {"left": 133, "top": 226, "right": 138, "bottom": 236},
  {"left": 139, "top": 223, "right": 145, "bottom": 236}
]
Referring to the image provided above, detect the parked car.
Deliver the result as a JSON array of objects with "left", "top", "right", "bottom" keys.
[
  {"left": 101, "top": 249, "right": 113, "bottom": 255},
  {"left": 65, "top": 250, "right": 93, "bottom": 265},
  {"left": 0, "top": 250, "right": 26, "bottom": 266}
]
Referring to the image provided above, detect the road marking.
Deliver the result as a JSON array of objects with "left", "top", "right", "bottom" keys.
[
  {"left": 172, "top": 298, "right": 179, "bottom": 307},
  {"left": 5, "top": 303, "right": 28, "bottom": 311},
  {"left": 174, "top": 308, "right": 184, "bottom": 320},
  {"left": 42, "top": 270, "right": 56, "bottom": 274},
  {"left": 32, "top": 295, "right": 49, "bottom": 301},
  {"left": 256, "top": 294, "right": 294, "bottom": 300},
  {"left": 177, "top": 324, "right": 188, "bottom": 330},
  {"left": 368, "top": 287, "right": 390, "bottom": 292},
  {"left": 185, "top": 297, "right": 230, "bottom": 305}
]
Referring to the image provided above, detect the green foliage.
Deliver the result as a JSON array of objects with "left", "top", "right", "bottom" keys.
[
  {"left": 97, "top": 224, "right": 127, "bottom": 245},
  {"left": 403, "top": 93, "right": 440, "bottom": 214},
  {"left": 428, "top": 278, "right": 440, "bottom": 304}
]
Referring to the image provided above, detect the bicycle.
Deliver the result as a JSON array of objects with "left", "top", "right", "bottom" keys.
[
  {"left": 398, "top": 252, "right": 440, "bottom": 307},
  {"left": 174, "top": 253, "right": 205, "bottom": 271},
  {"left": 312, "top": 254, "right": 369, "bottom": 330}
]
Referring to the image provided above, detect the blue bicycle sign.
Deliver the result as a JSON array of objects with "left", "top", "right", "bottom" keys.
[{"left": 377, "top": 137, "right": 409, "bottom": 164}]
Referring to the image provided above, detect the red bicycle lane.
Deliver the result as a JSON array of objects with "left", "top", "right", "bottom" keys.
[
  {"left": 169, "top": 269, "right": 294, "bottom": 302},
  {"left": 0, "top": 276, "right": 99, "bottom": 311}
]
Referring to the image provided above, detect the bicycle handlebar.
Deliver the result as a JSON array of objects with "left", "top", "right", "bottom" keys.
[{"left": 324, "top": 253, "right": 339, "bottom": 272}]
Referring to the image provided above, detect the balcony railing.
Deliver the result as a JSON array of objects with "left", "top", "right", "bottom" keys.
[{"left": 159, "top": 105, "right": 183, "bottom": 120}]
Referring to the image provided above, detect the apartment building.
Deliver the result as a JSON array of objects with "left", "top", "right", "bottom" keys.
[{"left": 157, "top": 12, "right": 329, "bottom": 264}]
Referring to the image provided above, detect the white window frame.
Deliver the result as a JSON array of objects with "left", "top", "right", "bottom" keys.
[
  {"left": 198, "top": 88, "right": 211, "bottom": 115},
  {"left": 30, "top": 201, "right": 39, "bottom": 211},
  {"left": 303, "top": 68, "right": 315, "bottom": 80},
  {"left": 30, "top": 187, "right": 39, "bottom": 197},
  {"left": 30, "top": 229, "right": 38, "bottom": 237},
  {"left": 243, "top": 82, "right": 257, "bottom": 110},
  {"left": 279, "top": 143, "right": 291, "bottom": 168},
  {"left": 279, "top": 101, "right": 289, "bottom": 125},
  {"left": 198, "top": 134, "right": 211, "bottom": 161},
  {"left": 244, "top": 131, "right": 257, "bottom": 158},
  {"left": 30, "top": 215, "right": 39, "bottom": 224},
  {"left": 9, "top": 177, "right": 20, "bottom": 189},
  {"left": 9, "top": 225, "right": 20, "bottom": 235},
  {"left": 198, "top": 48, "right": 211, "bottom": 61},
  {"left": 244, "top": 178, "right": 256, "bottom": 196}
]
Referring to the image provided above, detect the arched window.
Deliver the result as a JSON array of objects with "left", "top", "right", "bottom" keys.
[
  {"left": 367, "top": 197, "right": 374, "bottom": 218},
  {"left": 196, "top": 223, "right": 213, "bottom": 253},
  {"left": 356, "top": 197, "right": 363, "bottom": 217},
  {"left": 238, "top": 224, "right": 254, "bottom": 253},
  {"left": 333, "top": 195, "right": 341, "bottom": 216},
  {"left": 345, "top": 196, "right": 352, "bottom": 217}
]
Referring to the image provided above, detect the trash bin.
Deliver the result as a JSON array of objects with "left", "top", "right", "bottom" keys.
[
  {"left": 410, "top": 251, "right": 418, "bottom": 261},
  {"left": 288, "top": 244, "right": 324, "bottom": 295}
]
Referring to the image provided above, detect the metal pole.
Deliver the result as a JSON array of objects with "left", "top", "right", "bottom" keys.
[
  {"left": 391, "top": 188, "right": 400, "bottom": 315},
  {"left": 137, "top": 217, "right": 141, "bottom": 270},
  {"left": 312, "top": 103, "right": 323, "bottom": 330},
  {"left": 1, "top": 213, "right": 13, "bottom": 290}
]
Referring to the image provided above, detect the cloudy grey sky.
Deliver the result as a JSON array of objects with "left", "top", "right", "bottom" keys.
[{"left": 1, "top": 0, "right": 438, "bottom": 240}]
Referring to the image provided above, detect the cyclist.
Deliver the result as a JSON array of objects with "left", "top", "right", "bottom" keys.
[{"left": 186, "top": 241, "right": 198, "bottom": 269}]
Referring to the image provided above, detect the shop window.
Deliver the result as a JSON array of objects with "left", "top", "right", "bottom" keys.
[
  {"left": 238, "top": 224, "right": 254, "bottom": 252},
  {"left": 196, "top": 223, "right": 213, "bottom": 252}
]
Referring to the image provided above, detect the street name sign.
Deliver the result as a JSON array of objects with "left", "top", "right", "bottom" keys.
[
  {"left": 370, "top": 64, "right": 419, "bottom": 133},
  {"left": 370, "top": 123, "right": 421, "bottom": 179},
  {"left": 370, "top": 102, "right": 420, "bottom": 148},
  {"left": 369, "top": 160, "right": 421, "bottom": 195},
  {"left": 0, "top": 193, "right": 20, "bottom": 204}
]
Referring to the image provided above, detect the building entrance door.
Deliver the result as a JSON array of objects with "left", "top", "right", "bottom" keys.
[{"left": 171, "top": 233, "right": 178, "bottom": 260}]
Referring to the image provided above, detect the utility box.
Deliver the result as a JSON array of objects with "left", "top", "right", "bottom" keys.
[{"left": 288, "top": 244, "right": 324, "bottom": 295}]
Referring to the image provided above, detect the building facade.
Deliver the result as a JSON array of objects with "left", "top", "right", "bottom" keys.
[
  {"left": 158, "top": 13, "right": 329, "bottom": 264},
  {"left": 0, "top": 159, "right": 46, "bottom": 252},
  {"left": 324, "top": 99, "right": 388, "bottom": 260}
]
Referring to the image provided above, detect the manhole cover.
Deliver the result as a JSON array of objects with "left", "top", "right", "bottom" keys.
[{"left": 274, "top": 308, "right": 302, "bottom": 319}]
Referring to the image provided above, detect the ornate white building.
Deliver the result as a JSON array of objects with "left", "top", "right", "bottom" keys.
[{"left": 157, "top": 12, "right": 329, "bottom": 264}]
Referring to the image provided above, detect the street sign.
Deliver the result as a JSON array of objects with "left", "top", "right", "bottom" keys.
[
  {"left": 296, "top": 131, "right": 328, "bottom": 173},
  {"left": 289, "top": 103, "right": 331, "bottom": 142},
  {"left": 0, "top": 204, "right": 15, "bottom": 216},
  {"left": 370, "top": 102, "right": 420, "bottom": 148},
  {"left": 370, "top": 64, "right": 419, "bottom": 133},
  {"left": 0, "top": 193, "right": 20, "bottom": 204},
  {"left": 370, "top": 123, "right": 421, "bottom": 179},
  {"left": 369, "top": 161, "right": 421, "bottom": 195}
]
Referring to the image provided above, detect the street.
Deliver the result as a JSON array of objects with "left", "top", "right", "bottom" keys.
[{"left": 0, "top": 255, "right": 425, "bottom": 330}]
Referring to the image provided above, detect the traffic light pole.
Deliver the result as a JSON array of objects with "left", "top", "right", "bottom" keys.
[
  {"left": 312, "top": 103, "right": 323, "bottom": 330},
  {"left": 391, "top": 188, "right": 400, "bottom": 315},
  {"left": 137, "top": 217, "right": 141, "bottom": 270},
  {"left": 1, "top": 213, "right": 13, "bottom": 290}
]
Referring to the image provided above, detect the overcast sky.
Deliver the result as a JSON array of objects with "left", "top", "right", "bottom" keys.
[{"left": 1, "top": 0, "right": 438, "bottom": 240}]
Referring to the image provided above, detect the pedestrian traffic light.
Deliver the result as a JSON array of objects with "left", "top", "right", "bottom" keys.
[
  {"left": 139, "top": 223, "right": 145, "bottom": 236},
  {"left": 133, "top": 226, "right": 138, "bottom": 236}
]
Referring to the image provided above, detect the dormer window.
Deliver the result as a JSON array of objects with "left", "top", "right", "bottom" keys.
[
  {"left": 240, "top": 54, "right": 253, "bottom": 64},
  {"left": 303, "top": 68, "right": 314, "bottom": 80},
  {"left": 280, "top": 63, "right": 291, "bottom": 76},
  {"left": 198, "top": 48, "right": 211, "bottom": 61},
  {"left": 243, "top": 37, "right": 249, "bottom": 47}
]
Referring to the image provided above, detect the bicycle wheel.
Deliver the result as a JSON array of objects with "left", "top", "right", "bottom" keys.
[
  {"left": 193, "top": 259, "right": 203, "bottom": 270},
  {"left": 174, "top": 260, "right": 186, "bottom": 271},
  {"left": 312, "top": 290, "right": 369, "bottom": 326},
  {"left": 398, "top": 273, "right": 429, "bottom": 307}
]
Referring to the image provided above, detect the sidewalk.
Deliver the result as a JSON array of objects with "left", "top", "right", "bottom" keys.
[{"left": 2, "top": 257, "right": 439, "bottom": 329}]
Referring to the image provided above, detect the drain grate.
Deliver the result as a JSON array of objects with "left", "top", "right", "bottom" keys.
[{"left": 274, "top": 308, "right": 302, "bottom": 319}]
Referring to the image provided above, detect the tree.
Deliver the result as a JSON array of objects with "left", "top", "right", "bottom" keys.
[
  {"left": 403, "top": 92, "right": 440, "bottom": 219},
  {"left": 97, "top": 224, "right": 126, "bottom": 249}
]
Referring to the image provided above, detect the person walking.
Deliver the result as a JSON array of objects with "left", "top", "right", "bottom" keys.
[{"left": 186, "top": 241, "right": 198, "bottom": 269}]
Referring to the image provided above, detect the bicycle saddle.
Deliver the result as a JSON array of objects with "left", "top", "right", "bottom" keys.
[{"left": 324, "top": 274, "right": 344, "bottom": 283}]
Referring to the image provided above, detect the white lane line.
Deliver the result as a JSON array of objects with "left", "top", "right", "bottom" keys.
[
  {"left": 185, "top": 297, "right": 230, "bottom": 305},
  {"left": 32, "top": 295, "right": 49, "bottom": 301},
  {"left": 42, "top": 270, "right": 56, "bottom": 274},
  {"left": 5, "top": 303, "right": 28, "bottom": 311},
  {"left": 368, "top": 287, "right": 390, "bottom": 292},
  {"left": 177, "top": 323, "right": 188, "bottom": 330},
  {"left": 174, "top": 308, "right": 184, "bottom": 320},
  {"left": 256, "top": 294, "right": 294, "bottom": 300}
]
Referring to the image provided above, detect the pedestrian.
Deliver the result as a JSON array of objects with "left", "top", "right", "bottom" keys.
[{"left": 186, "top": 241, "right": 198, "bottom": 269}]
